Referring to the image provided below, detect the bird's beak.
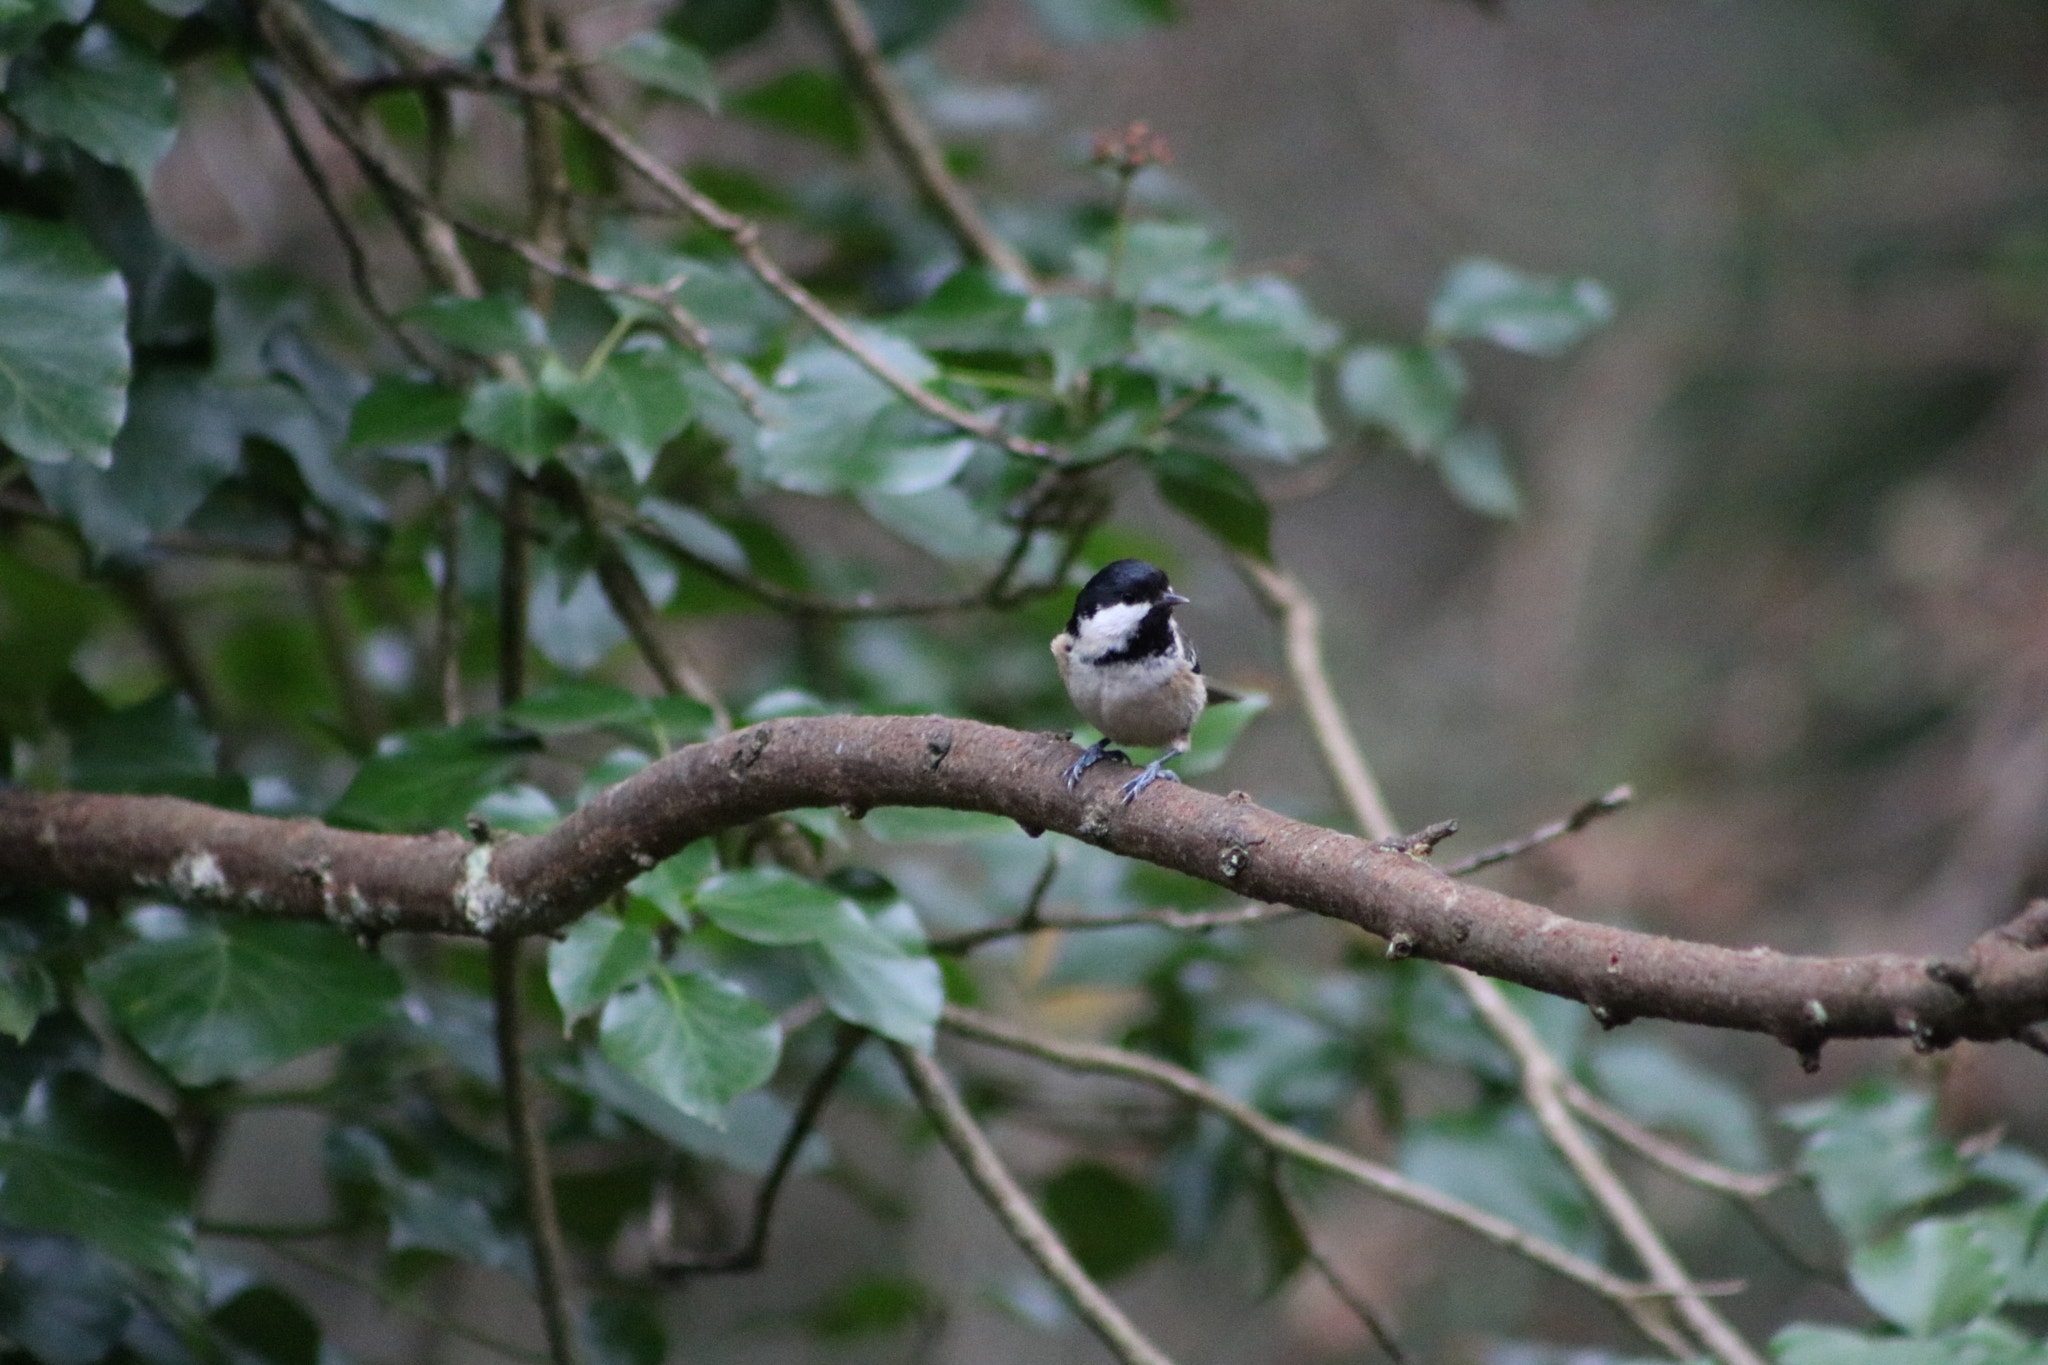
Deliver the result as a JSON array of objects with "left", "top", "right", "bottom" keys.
[{"left": 1164, "top": 591, "right": 1190, "bottom": 606}]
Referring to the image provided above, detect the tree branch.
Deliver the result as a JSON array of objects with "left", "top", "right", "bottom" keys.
[
  {"left": 4, "top": 716, "right": 2048, "bottom": 1050},
  {"left": 891, "top": 1041, "right": 1177, "bottom": 1365}
]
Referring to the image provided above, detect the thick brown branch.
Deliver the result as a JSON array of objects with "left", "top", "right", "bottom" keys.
[{"left": 3, "top": 717, "right": 2047, "bottom": 1051}]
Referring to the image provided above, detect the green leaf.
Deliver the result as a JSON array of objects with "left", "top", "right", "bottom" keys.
[
  {"left": 211, "top": 1283, "right": 322, "bottom": 1365},
  {"left": 1041, "top": 1160, "right": 1172, "bottom": 1281},
  {"left": 637, "top": 497, "right": 750, "bottom": 574},
  {"left": 26, "top": 368, "right": 243, "bottom": 557},
  {"left": 1138, "top": 312, "right": 1326, "bottom": 455},
  {"left": 1400, "top": 1106, "right": 1601, "bottom": 1258},
  {"left": 0, "top": 213, "right": 128, "bottom": 466},
  {"left": 753, "top": 337, "right": 976, "bottom": 495},
  {"left": 0, "top": 1072, "right": 192, "bottom": 1279},
  {"left": 505, "top": 680, "right": 651, "bottom": 734},
  {"left": 598, "top": 969, "right": 781, "bottom": 1126},
  {"left": 6, "top": 26, "right": 177, "bottom": 182},
  {"left": 320, "top": 0, "right": 503, "bottom": 57},
  {"left": 0, "top": 0, "right": 90, "bottom": 58},
  {"left": 1850, "top": 1215, "right": 2006, "bottom": 1335},
  {"left": 88, "top": 918, "right": 402, "bottom": 1086},
  {"left": 1083, "top": 221, "right": 1228, "bottom": 311},
  {"left": 1025, "top": 294, "right": 1135, "bottom": 393},
  {"left": 0, "top": 953, "right": 54, "bottom": 1044},
  {"left": 806, "top": 1274, "right": 933, "bottom": 1339},
  {"left": 1147, "top": 447, "right": 1271, "bottom": 560},
  {"left": 564, "top": 1052, "right": 826, "bottom": 1175},
  {"left": 1783, "top": 1082, "right": 1967, "bottom": 1246},
  {"left": 347, "top": 376, "right": 465, "bottom": 447},
  {"left": 0, "top": 550, "right": 102, "bottom": 733},
  {"left": 548, "top": 917, "right": 659, "bottom": 1029},
  {"left": 1023, "top": 0, "right": 1172, "bottom": 42},
  {"left": 858, "top": 807, "right": 1018, "bottom": 843},
  {"left": 582, "top": 1297, "right": 666, "bottom": 1365},
  {"left": 1336, "top": 343, "right": 1466, "bottom": 455},
  {"left": 325, "top": 1126, "right": 528, "bottom": 1273},
  {"left": 549, "top": 345, "right": 696, "bottom": 482},
  {"left": 663, "top": 0, "right": 779, "bottom": 56},
  {"left": 1179, "top": 691, "right": 1268, "bottom": 776},
  {"left": 803, "top": 900, "right": 941, "bottom": 1049},
  {"left": 626, "top": 842, "right": 715, "bottom": 927},
  {"left": 1427, "top": 257, "right": 1615, "bottom": 356},
  {"left": 1771, "top": 1321, "right": 2046, "bottom": 1365},
  {"left": 405, "top": 293, "right": 547, "bottom": 359},
  {"left": 606, "top": 31, "right": 718, "bottom": 109},
  {"left": 462, "top": 379, "right": 577, "bottom": 472},
  {"left": 67, "top": 690, "right": 237, "bottom": 804},
  {"left": 894, "top": 267, "right": 1032, "bottom": 352},
  {"left": 0, "top": 1229, "right": 133, "bottom": 1365},
  {"left": 1588, "top": 1038, "right": 1768, "bottom": 1173},
  {"left": 1435, "top": 426, "right": 1522, "bottom": 519},
  {"left": 728, "top": 69, "right": 862, "bottom": 155},
  {"left": 693, "top": 866, "right": 864, "bottom": 945},
  {"left": 328, "top": 723, "right": 543, "bottom": 832}
]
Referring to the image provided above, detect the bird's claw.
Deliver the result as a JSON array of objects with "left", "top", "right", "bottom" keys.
[
  {"left": 1063, "top": 739, "right": 1128, "bottom": 789},
  {"left": 1118, "top": 762, "right": 1180, "bottom": 804}
]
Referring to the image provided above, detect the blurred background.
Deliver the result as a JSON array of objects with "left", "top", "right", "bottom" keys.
[{"left": 117, "top": 0, "right": 2048, "bottom": 1359}]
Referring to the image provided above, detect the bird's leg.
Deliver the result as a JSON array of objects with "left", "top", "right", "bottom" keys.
[
  {"left": 1063, "top": 737, "right": 1128, "bottom": 789},
  {"left": 1118, "top": 742, "right": 1186, "bottom": 804}
]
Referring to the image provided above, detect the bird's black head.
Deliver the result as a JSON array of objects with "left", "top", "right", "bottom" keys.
[{"left": 1067, "top": 559, "right": 1184, "bottom": 634}]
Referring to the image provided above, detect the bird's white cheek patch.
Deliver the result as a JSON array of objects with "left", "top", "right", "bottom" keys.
[{"left": 1073, "top": 601, "right": 1153, "bottom": 659}]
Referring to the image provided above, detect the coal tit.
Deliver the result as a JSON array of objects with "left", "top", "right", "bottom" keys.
[{"left": 1052, "top": 558, "right": 1208, "bottom": 803}]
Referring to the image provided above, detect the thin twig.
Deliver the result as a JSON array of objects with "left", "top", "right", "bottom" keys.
[
  {"left": 1444, "top": 785, "right": 1636, "bottom": 877},
  {"left": 933, "top": 902, "right": 1296, "bottom": 955},
  {"left": 1562, "top": 1083, "right": 1785, "bottom": 1201},
  {"left": 261, "top": 1241, "right": 551, "bottom": 1365},
  {"left": 1233, "top": 558, "right": 1400, "bottom": 840},
  {"left": 807, "top": 0, "right": 1034, "bottom": 285},
  {"left": 1264, "top": 1156, "right": 1408, "bottom": 1365},
  {"left": 654, "top": 1025, "right": 866, "bottom": 1275},
  {"left": 437, "top": 440, "right": 470, "bottom": 726},
  {"left": 1248, "top": 557, "right": 1755, "bottom": 1365},
  {"left": 891, "top": 1042, "right": 1179, "bottom": 1365},
  {"left": 489, "top": 938, "right": 581, "bottom": 1365},
  {"left": 939, "top": 1007, "right": 1688, "bottom": 1333},
  {"left": 507, "top": 0, "right": 573, "bottom": 311}
]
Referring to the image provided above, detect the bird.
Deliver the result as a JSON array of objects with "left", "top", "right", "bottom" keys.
[{"left": 1051, "top": 558, "right": 1208, "bottom": 804}]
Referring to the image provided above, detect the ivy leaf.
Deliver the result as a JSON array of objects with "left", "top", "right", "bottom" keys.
[
  {"left": 1137, "top": 312, "right": 1326, "bottom": 456},
  {"left": 325, "top": 1127, "right": 528, "bottom": 1273},
  {"left": 26, "top": 368, "right": 242, "bottom": 557},
  {"left": 802, "top": 900, "right": 942, "bottom": 1050},
  {"left": 66, "top": 690, "right": 242, "bottom": 806},
  {"left": 462, "top": 379, "right": 577, "bottom": 473},
  {"left": 637, "top": 497, "right": 750, "bottom": 574},
  {"left": 1784, "top": 1082, "right": 1967, "bottom": 1246},
  {"left": 320, "top": 0, "right": 504, "bottom": 57},
  {"left": 548, "top": 346, "right": 696, "bottom": 483},
  {"left": 598, "top": 969, "right": 781, "bottom": 1126},
  {"left": 504, "top": 680, "right": 651, "bottom": 735},
  {"left": 88, "top": 918, "right": 402, "bottom": 1086},
  {"left": 347, "top": 376, "right": 465, "bottom": 448},
  {"left": 0, "top": 213, "right": 128, "bottom": 466},
  {"left": 1040, "top": 1160, "right": 1172, "bottom": 1281},
  {"left": 211, "top": 1284, "right": 322, "bottom": 1365},
  {"left": 0, "top": 1229, "right": 133, "bottom": 1365},
  {"left": 1435, "top": 427, "right": 1522, "bottom": 520},
  {"left": 6, "top": 26, "right": 177, "bottom": 183},
  {"left": 406, "top": 293, "right": 548, "bottom": 359},
  {"left": 1427, "top": 258, "right": 1615, "bottom": 356},
  {"left": 0, "top": 0, "right": 91, "bottom": 58},
  {"left": 0, "top": 952, "right": 55, "bottom": 1045},
  {"left": 1147, "top": 447, "right": 1271, "bottom": 560},
  {"left": 328, "top": 723, "right": 543, "bottom": 833},
  {"left": 548, "top": 917, "right": 659, "bottom": 1030},
  {"left": 1588, "top": 1038, "right": 1768, "bottom": 1173},
  {"left": 1400, "top": 1106, "right": 1602, "bottom": 1259},
  {"left": 1179, "top": 691, "right": 1268, "bottom": 777},
  {"left": 0, "top": 1073, "right": 193, "bottom": 1280},
  {"left": 753, "top": 337, "right": 975, "bottom": 495},
  {"left": 1336, "top": 343, "right": 1466, "bottom": 455},
  {"left": 694, "top": 867, "right": 864, "bottom": 945},
  {"left": 728, "top": 69, "right": 861, "bottom": 155},
  {"left": 1849, "top": 1215, "right": 2007, "bottom": 1336},
  {"left": 1025, "top": 294, "right": 1134, "bottom": 393},
  {"left": 606, "top": 31, "right": 719, "bottom": 110}
]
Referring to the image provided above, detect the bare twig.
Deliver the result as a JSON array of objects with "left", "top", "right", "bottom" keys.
[
  {"left": 1444, "top": 785, "right": 1635, "bottom": 877},
  {"left": 1562, "top": 1082, "right": 1785, "bottom": 1201},
  {"left": 489, "top": 938, "right": 581, "bottom": 1365},
  {"left": 891, "top": 1041, "right": 1179, "bottom": 1365},
  {"left": 1250, "top": 557, "right": 1760, "bottom": 1365},
  {"left": 1264, "top": 1156, "right": 1408, "bottom": 1365},
  {"left": 939, "top": 1005, "right": 1690, "bottom": 1349},
  {"left": 808, "top": 0, "right": 1034, "bottom": 285},
  {"left": 654, "top": 1024, "right": 865, "bottom": 1275},
  {"left": 1234, "top": 557, "right": 1399, "bottom": 840},
  {"left": 934, "top": 901, "right": 1296, "bottom": 955}
]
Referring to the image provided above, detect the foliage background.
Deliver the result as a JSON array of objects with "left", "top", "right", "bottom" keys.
[{"left": 4, "top": 0, "right": 2048, "bottom": 1362}]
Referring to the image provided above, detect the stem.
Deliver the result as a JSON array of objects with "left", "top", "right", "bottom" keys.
[
  {"left": 437, "top": 440, "right": 470, "bottom": 726},
  {"left": 891, "top": 1041, "right": 1179, "bottom": 1365},
  {"left": 489, "top": 938, "right": 581, "bottom": 1365}
]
